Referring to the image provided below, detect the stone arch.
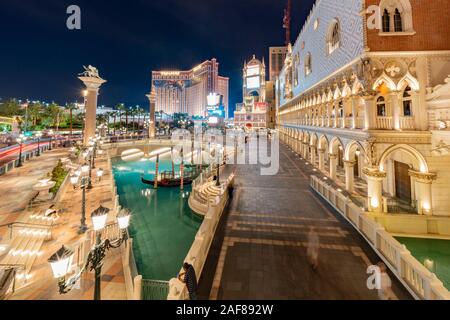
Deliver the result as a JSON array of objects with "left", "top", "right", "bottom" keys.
[
  {"left": 373, "top": 73, "right": 397, "bottom": 91},
  {"left": 318, "top": 135, "right": 329, "bottom": 150},
  {"left": 303, "top": 131, "right": 310, "bottom": 143},
  {"left": 344, "top": 140, "right": 369, "bottom": 163},
  {"left": 397, "top": 72, "right": 419, "bottom": 91},
  {"left": 377, "top": 144, "right": 429, "bottom": 173},
  {"left": 310, "top": 133, "right": 318, "bottom": 146},
  {"left": 329, "top": 136, "right": 344, "bottom": 155},
  {"left": 352, "top": 78, "right": 364, "bottom": 95}
]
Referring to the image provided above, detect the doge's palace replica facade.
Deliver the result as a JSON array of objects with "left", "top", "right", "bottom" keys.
[{"left": 277, "top": 0, "right": 450, "bottom": 226}]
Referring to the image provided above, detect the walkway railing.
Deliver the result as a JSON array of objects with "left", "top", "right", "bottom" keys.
[
  {"left": 0, "top": 144, "right": 51, "bottom": 176},
  {"left": 168, "top": 172, "right": 235, "bottom": 300},
  {"left": 310, "top": 175, "right": 450, "bottom": 300}
]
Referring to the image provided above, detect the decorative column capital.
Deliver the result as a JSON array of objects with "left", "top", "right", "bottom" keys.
[
  {"left": 343, "top": 160, "right": 356, "bottom": 167},
  {"left": 408, "top": 170, "right": 437, "bottom": 184},
  {"left": 329, "top": 153, "right": 338, "bottom": 160},
  {"left": 78, "top": 76, "right": 107, "bottom": 91},
  {"left": 362, "top": 167, "right": 387, "bottom": 179},
  {"left": 318, "top": 148, "right": 326, "bottom": 153}
]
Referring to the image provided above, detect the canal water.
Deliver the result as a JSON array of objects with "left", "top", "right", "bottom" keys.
[
  {"left": 396, "top": 237, "right": 450, "bottom": 290},
  {"left": 111, "top": 155, "right": 203, "bottom": 281}
]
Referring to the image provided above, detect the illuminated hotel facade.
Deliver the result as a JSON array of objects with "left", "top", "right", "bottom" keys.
[
  {"left": 151, "top": 59, "right": 229, "bottom": 118},
  {"left": 277, "top": 0, "right": 450, "bottom": 222}
]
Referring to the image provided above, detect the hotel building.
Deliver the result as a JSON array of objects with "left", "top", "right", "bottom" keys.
[
  {"left": 234, "top": 56, "right": 268, "bottom": 129},
  {"left": 277, "top": 0, "right": 450, "bottom": 222},
  {"left": 151, "top": 59, "right": 229, "bottom": 118},
  {"left": 269, "top": 46, "right": 288, "bottom": 81}
]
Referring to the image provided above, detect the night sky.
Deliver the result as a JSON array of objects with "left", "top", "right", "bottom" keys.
[{"left": 0, "top": 0, "right": 314, "bottom": 116}]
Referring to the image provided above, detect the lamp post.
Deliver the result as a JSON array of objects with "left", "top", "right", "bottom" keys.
[
  {"left": 48, "top": 208, "right": 130, "bottom": 300},
  {"left": 16, "top": 134, "right": 26, "bottom": 167},
  {"left": 35, "top": 131, "right": 43, "bottom": 156},
  {"left": 48, "top": 129, "right": 54, "bottom": 150},
  {"left": 71, "top": 163, "right": 91, "bottom": 234}
]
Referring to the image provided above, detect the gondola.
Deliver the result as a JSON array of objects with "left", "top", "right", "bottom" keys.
[{"left": 141, "top": 174, "right": 194, "bottom": 187}]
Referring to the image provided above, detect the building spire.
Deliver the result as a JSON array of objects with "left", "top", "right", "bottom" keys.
[{"left": 283, "top": 0, "right": 292, "bottom": 46}]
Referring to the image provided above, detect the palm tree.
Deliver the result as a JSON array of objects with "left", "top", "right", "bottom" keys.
[
  {"left": 111, "top": 111, "right": 118, "bottom": 136},
  {"left": 47, "top": 103, "right": 62, "bottom": 131},
  {"left": 116, "top": 103, "right": 125, "bottom": 132},
  {"left": 28, "top": 102, "right": 43, "bottom": 128},
  {"left": 65, "top": 103, "right": 78, "bottom": 139}
]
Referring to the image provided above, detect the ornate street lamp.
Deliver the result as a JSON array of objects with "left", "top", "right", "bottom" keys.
[
  {"left": 35, "top": 131, "right": 43, "bottom": 156},
  {"left": 48, "top": 129, "right": 54, "bottom": 150},
  {"left": 16, "top": 134, "right": 26, "bottom": 167},
  {"left": 48, "top": 207, "right": 130, "bottom": 300}
]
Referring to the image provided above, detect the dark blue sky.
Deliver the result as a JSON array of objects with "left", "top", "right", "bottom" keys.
[{"left": 0, "top": 0, "right": 314, "bottom": 115}]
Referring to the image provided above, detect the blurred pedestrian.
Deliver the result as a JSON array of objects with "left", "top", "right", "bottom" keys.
[
  {"left": 377, "top": 262, "right": 395, "bottom": 300},
  {"left": 307, "top": 226, "right": 320, "bottom": 270},
  {"left": 178, "top": 262, "right": 198, "bottom": 300}
]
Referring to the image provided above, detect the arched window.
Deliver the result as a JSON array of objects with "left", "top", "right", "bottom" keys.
[
  {"left": 402, "top": 86, "right": 413, "bottom": 116},
  {"left": 338, "top": 100, "right": 344, "bottom": 117},
  {"left": 305, "top": 53, "right": 312, "bottom": 76},
  {"left": 377, "top": 97, "right": 386, "bottom": 116},
  {"left": 382, "top": 9, "right": 390, "bottom": 32},
  {"left": 326, "top": 19, "right": 340, "bottom": 55},
  {"left": 394, "top": 8, "right": 403, "bottom": 32},
  {"left": 293, "top": 53, "right": 300, "bottom": 86},
  {"left": 379, "top": 0, "right": 413, "bottom": 34}
]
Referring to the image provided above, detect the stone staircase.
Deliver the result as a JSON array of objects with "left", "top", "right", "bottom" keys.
[{"left": 0, "top": 209, "right": 56, "bottom": 291}]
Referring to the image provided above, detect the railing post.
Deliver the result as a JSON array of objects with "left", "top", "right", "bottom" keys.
[{"left": 133, "top": 275, "right": 143, "bottom": 300}]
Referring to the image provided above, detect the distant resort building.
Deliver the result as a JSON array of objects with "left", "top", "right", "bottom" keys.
[
  {"left": 151, "top": 59, "right": 229, "bottom": 118},
  {"left": 277, "top": 0, "right": 450, "bottom": 218},
  {"left": 234, "top": 55, "right": 270, "bottom": 129}
]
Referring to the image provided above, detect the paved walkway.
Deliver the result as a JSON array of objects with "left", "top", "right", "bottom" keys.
[
  {"left": 198, "top": 142, "right": 412, "bottom": 300},
  {"left": 0, "top": 148, "right": 67, "bottom": 222},
  {"left": 0, "top": 150, "right": 126, "bottom": 300}
]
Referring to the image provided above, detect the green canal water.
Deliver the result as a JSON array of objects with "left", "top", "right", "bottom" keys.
[
  {"left": 111, "top": 156, "right": 203, "bottom": 281},
  {"left": 396, "top": 237, "right": 450, "bottom": 290}
]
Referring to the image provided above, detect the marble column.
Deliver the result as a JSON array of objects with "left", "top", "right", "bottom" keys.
[
  {"left": 329, "top": 154, "right": 338, "bottom": 180},
  {"left": 145, "top": 89, "right": 156, "bottom": 139},
  {"left": 318, "top": 148, "right": 325, "bottom": 171},
  {"left": 344, "top": 160, "right": 356, "bottom": 193},
  {"left": 351, "top": 96, "right": 358, "bottom": 129},
  {"left": 79, "top": 73, "right": 107, "bottom": 146},
  {"left": 363, "top": 167, "right": 386, "bottom": 213},
  {"left": 333, "top": 101, "right": 338, "bottom": 128},
  {"left": 409, "top": 170, "right": 437, "bottom": 215},
  {"left": 362, "top": 95, "right": 376, "bottom": 130},
  {"left": 310, "top": 145, "right": 317, "bottom": 165},
  {"left": 389, "top": 91, "right": 401, "bottom": 130}
]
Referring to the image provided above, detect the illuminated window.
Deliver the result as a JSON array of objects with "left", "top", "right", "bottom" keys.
[
  {"left": 377, "top": 96, "right": 386, "bottom": 116},
  {"left": 305, "top": 53, "right": 312, "bottom": 76},
  {"left": 326, "top": 19, "right": 340, "bottom": 55},
  {"left": 402, "top": 86, "right": 413, "bottom": 116}
]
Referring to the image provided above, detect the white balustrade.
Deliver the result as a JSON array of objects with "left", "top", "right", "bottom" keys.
[{"left": 309, "top": 175, "right": 450, "bottom": 300}]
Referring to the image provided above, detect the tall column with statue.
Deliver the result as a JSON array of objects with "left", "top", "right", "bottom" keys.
[
  {"left": 146, "top": 88, "right": 156, "bottom": 139},
  {"left": 78, "top": 65, "right": 107, "bottom": 145}
]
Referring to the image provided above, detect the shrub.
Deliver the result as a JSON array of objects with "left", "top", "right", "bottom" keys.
[{"left": 50, "top": 160, "right": 68, "bottom": 195}]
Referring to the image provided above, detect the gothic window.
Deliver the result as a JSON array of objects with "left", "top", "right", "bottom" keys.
[
  {"left": 338, "top": 100, "right": 344, "bottom": 117},
  {"left": 377, "top": 96, "right": 386, "bottom": 116},
  {"left": 382, "top": 9, "right": 390, "bottom": 32},
  {"left": 326, "top": 19, "right": 340, "bottom": 55},
  {"left": 402, "top": 86, "right": 413, "bottom": 116},
  {"left": 305, "top": 53, "right": 312, "bottom": 76},
  {"left": 394, "top": 8, "right": 403, "bottom": 32},
  {"left": 294, "top": 53, "right": 300, "bottom": 86},
  {"left": 379, "top": 0, "right": 413, "bottom": 34}
]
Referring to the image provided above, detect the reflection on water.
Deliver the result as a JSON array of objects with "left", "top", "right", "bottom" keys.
[{"left": 112, "top": 157, "right": 203, "bottom": 281}]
